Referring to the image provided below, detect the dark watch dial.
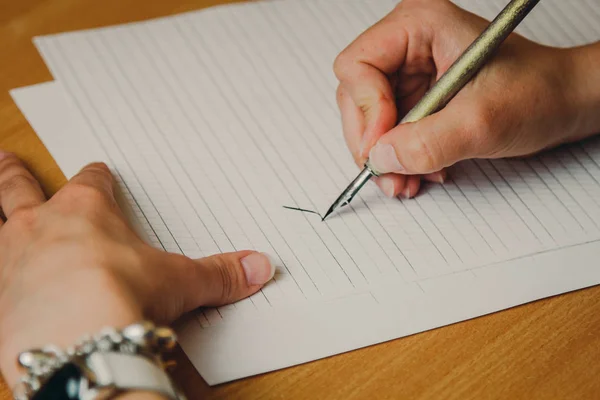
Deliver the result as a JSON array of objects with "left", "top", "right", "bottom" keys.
[{"left": 32, "top": 363, "right": 82, "bottom": 400}]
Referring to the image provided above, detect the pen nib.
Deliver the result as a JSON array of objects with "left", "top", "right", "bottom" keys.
[
  {"left": 321, "top": 166, "right": 375, "bottom": 221},
  {"left": 321, "top": 204, "right": 337, "bottom": 221}
]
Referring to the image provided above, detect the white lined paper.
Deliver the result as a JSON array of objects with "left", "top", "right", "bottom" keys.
[{"left": 10, "top": 0, "right": 600, "bottom": 384}]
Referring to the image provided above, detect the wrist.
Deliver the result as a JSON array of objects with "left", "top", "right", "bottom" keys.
[
  {"left": 0, "top": 268, "right": 143, "bottom": 386},
  {"left": 563, "top": 42, "right": 600, "bottom": 141},
  {"left": 9, "top": 322, "right": 180, "bottom": 400}
]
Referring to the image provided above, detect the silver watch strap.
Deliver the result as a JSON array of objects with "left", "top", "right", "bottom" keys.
[{"left": 87, "top": 352, "right": 180, "bottom": 399}]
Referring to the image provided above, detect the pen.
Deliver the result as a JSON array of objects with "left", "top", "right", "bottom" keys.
[{"left": 322, "top": 0, "right": 541, "bottom": 221}]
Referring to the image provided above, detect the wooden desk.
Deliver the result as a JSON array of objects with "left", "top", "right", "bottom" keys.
[{"left": 2, "top": 1, "right": 600, "bottom": 398}]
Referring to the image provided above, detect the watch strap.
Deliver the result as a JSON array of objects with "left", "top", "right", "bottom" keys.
[{"left": 87, "top": 352, "right": 180, "bottom": 399}]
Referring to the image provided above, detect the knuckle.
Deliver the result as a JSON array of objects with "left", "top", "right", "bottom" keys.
[
  {"left": 366, "top": 92, "right": 396, "bottom": 122},
  {"left": 7, "top": 207, "right": 38, "bottom": 232},
  {"left": 392, "top": 0, "right": 414, "bottom": 16},
  {"left": 0, "top": 153, "right": 22, "bottom": 170},
  {"left": 394, "top": 0, "right": 452, "bottom": 26},
  {"left": 404, "top": 0, "right": 447, "bottom": 8},
  {"left": 85, "top": 162, "right": 112, "bottom": 176},
  {"left": 61, "top": 183, "right": 108, "bottom": 209},
  {"left": 0, "top": 172, "right": 37, "bottom": 193},
  {"left": 84, "top": 163, "right": 114, "bottom": 185},
  {"left": 69, "top": 183, "right": 105, "bottom": 202},
  {"left": 395, "top": 0, "right": 422, "bottom": 11},
  {"left": 215, "top": 259, "right": 236, "bottom": 303},
  {"left": 333, "top": 50, "right": 351, "bottom": 81}
]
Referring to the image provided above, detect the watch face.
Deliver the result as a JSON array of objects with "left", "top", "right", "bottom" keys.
[{"left": 32, "top": 363, "right": 82, "bottom": 400}]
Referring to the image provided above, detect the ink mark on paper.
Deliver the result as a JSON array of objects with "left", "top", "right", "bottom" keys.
[{"left": 282, "top": 206, "right": 322, "bottom": 218}]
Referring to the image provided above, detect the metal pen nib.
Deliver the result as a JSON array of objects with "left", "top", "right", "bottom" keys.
[
  {"left": 322, "top": 0, "right": 540, "bottom": 221},
  {"left": 322, "top": 164, "right": 378, "bottom": 221}
]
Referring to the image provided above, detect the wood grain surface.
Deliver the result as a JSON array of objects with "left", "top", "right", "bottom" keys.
[{"left": 1, "top": 1, "right": 599, "bottom": 399}]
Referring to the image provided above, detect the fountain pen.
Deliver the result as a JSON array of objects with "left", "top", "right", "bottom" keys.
[{"left": 322, "top": 0, "right": 540, "bottom": 221}]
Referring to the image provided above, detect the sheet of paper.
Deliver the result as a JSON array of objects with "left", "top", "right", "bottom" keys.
[{"left": 11, "top": 0, "right": 600, "bottom": 385}]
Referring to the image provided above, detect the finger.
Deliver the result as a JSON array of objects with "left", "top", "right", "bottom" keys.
[
  {"left": 337, "top": 84, "right": 366, "bottom": 166},
  {"left": 397, "top": 175, "right": 421, "bottom": 199},
  {"left": 0, "top": 151, "right": 46, "bottom": 218},
  {"left": 333, "top": 12, "right": 409, "bottom": 155},
  {"left": 368, "top": 99, "right": 482, "bottom": 175},
  {"left": 176, "top": 250, "right": 276, "bottom": 310},
  {"left": 423, "top": 169, "right": 448, "bottom": 184},
  {"left": 334, "top": 10, "right": 410, "bottom": 78},
  {"left": 373, "top": 173, "right": 407, "bottom": 198},
  {"left": 65, "top": 162, "right": 116, "bottom": 201}
]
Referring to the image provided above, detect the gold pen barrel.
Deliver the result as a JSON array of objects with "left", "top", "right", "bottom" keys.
[{"left": 400, "top": 0, "right": 540, "bottom": 124}]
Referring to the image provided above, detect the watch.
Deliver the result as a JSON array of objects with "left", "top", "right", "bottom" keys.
[
  {"left": 13, "top": 322, "right": 185, "bottom": 400},
  {"left": 30, "top": 352, "right": 183, "bottom": 400}
]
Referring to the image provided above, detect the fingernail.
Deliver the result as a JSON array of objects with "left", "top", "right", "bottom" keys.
[
  {"left": 369, "top": 143, "right": 404, "bottom": 174},
  {"left": 376, "top": 176, "right": 396, "bottom": 198},
  {"left": 241, "top": 252, "right": 276, "bottom": 286},
  {"left": 434, "top": 173, "right": 445, "bottom": 184},
  {"left": 400, "top": 187, "right": 412, "bottom": 199}
]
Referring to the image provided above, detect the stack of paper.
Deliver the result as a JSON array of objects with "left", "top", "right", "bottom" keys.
[{"left": 10, "top": 0, "right": 600, "bottom": 385}]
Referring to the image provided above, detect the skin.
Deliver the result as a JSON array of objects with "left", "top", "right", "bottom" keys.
[
  {"left": 0, "top": 154, "right": 275, "bottom": 398},
  {"left": 334, "top": 0, "right": 600, "bottom": 199},
  {"left": 2, "top": 1, "right": 600, "bottom": 398}
]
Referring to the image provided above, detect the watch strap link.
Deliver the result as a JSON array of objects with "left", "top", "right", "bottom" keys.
[{"left": 85, "top": 352, "right": 181, "bottom": 399}]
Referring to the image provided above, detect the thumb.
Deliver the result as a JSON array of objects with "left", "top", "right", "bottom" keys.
[
  {"left": 173, "top": 250, "right": 276, "bottom": 312},
  {"left": 368, "top": 102, "right": 482, "bottom": 174}
]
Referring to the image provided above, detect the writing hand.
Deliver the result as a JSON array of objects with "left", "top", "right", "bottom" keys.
[{"left": 334, "top": 0, "right": 600, "bottom": 198}]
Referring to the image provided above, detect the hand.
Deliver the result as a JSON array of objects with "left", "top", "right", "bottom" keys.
[
  {"left": 334, "top": 0, "right": 600, "bottom": 198},
  {"left": 0, "top": 152, "right": 275, "bottom": 385}
]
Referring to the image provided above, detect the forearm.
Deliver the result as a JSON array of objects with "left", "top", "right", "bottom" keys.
[{"left": 566, "top": 41, "right": 600, "bottom": 140}]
